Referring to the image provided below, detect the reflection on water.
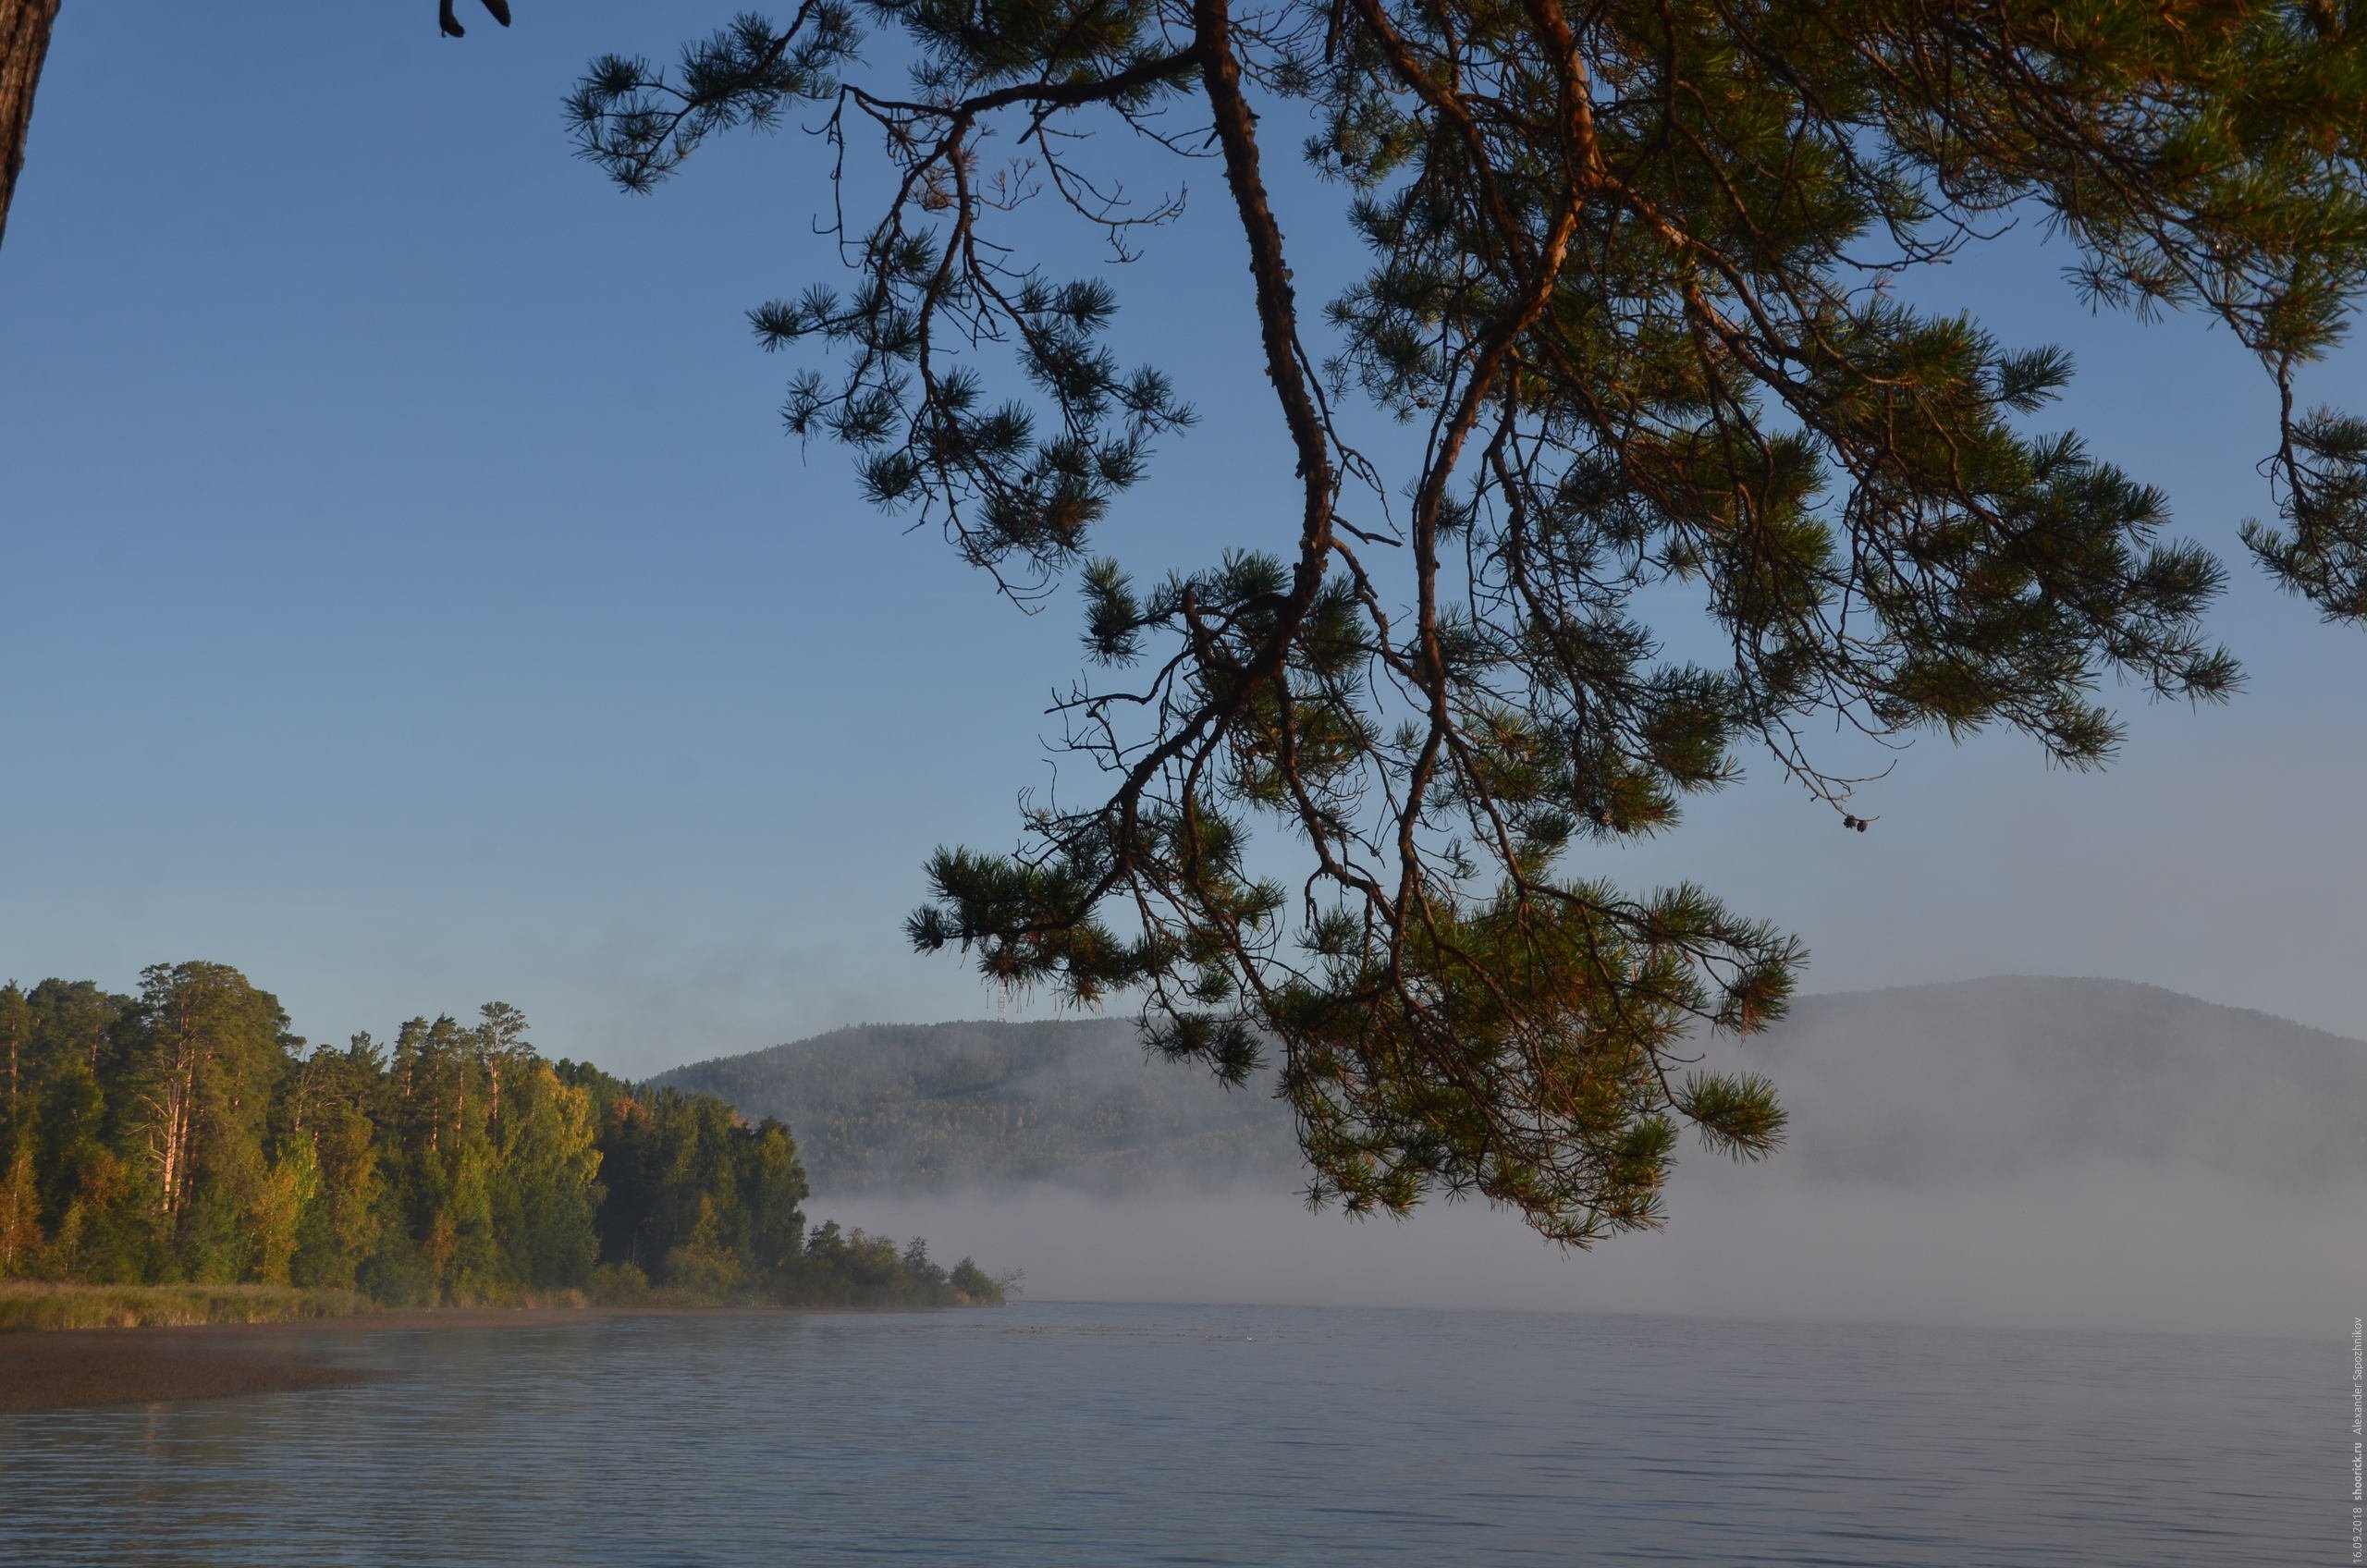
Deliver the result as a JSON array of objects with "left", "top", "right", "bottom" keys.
[{"left": 0, "top": 1303, "right": 2319, "bottom": 1565}]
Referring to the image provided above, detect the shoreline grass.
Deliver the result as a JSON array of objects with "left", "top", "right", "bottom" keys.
[
  {"left": 0, "top": 1280, "right": 1006, "bottom": 1334},
  {"left": 0, "top": 1282, "right": 372, "bottom": 1332}
]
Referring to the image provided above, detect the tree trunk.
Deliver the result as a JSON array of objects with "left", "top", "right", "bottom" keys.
[{"left": 0, "top": 0, "right": 61, "bottom": 251}]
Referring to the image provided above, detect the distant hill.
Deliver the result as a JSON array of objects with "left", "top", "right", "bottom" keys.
[
  {"left": 656, "top": 978, "right": 2367, "bottom": 1195},
  {"left": 1750, "top": 976, "right": 2366, "bottom": 1187},
  {"left": 656, "top": 1018, "right": 1300, "bottom": 1194}
]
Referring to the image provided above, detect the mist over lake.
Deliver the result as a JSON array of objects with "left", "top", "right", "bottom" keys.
[
  {"left": 666, "top": 976, "right": 2367, "bottom": 1337},
  {"left": 0, "top": 1304, "right": 2322, "bottom": 1567}
]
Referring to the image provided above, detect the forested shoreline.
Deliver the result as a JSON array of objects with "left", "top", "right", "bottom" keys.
[{"left": 0, "top": 962, "right": 1007, "bottom": 1315}]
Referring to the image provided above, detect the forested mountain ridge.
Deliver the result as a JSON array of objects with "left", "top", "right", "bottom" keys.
[
  {"left": 659, "top": 1019, "right": 1300, "bottom": 1194},
  {"left": 660, "top": 978, "right": 2367, "bottom": 1195},
  {"left": 0, "top": 963, "right": 1004, "bottom": 1308}
]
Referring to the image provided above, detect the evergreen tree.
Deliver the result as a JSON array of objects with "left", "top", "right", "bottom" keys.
[
  {"left": 0, "top": 1142, "right": 39, "bottom": 1278},
  {"left": 0, "top": 981, "right": 28, "bottom": 1163},
  {"left": 389, "top": 1014, "right": 503, "bottom": 1302},
  {"left": 0, "top": 962, "right": 1005, "bottom": 1309},
  {"left": 570, "top": 1, "right": 2367, "bottom": 1243},
  {"left": 121, "top": 962, "right": 298, "bottom": 1280},
  {"left": 735, "top": 1119, "right": 808, "bottom": 1275},
  {"left": 0, "top": 983, "right": 38, "bottom": 1275},
  {"left": 287, "top": 1035, "right": 392, "bottom": 1292},
  {"left": 24, "top": 979, "right": 130, "bottom": 1274},
  {"left": 490, "top": 1047, "right": 605, "bottom": 1292}
]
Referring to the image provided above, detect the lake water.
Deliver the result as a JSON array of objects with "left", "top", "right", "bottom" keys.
[{"left": 0, "top": 1302, "right": 2330, "bottom": 1565}]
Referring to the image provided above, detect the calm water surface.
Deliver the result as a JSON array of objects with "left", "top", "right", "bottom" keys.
[{"left": 0, "top": 1303, "right": 2325, "bottom": 1565}]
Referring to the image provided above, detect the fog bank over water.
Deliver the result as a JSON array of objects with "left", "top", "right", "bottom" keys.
[
  {"left": 826, "top": 1164, "right": 2361, "bottom": 1340},
  {"left": 668, "top": 976, "right": 2366, "bottom": 1337}
]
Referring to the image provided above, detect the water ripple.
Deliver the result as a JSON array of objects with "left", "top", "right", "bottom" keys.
[{"left": 0, "top": 1305, "right": 2323, "bottom": 1566}]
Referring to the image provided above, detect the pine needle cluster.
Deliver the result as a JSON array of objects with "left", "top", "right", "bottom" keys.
[{"left": 571, "top": 1, "right": 2367, "bottom": 1243}]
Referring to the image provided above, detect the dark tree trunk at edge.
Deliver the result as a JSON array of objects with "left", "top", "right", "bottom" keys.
[{"left": 0, "top": 0, "right": 61, "bottom": 251}]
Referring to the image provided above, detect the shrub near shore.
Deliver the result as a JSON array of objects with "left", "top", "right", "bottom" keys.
[{"left": 0, "top": 964, "right": 1011, "bottom": 1314}]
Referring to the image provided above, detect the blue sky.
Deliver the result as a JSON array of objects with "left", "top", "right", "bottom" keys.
[{"left": 3, "top": 3, "right": 2362, "bottom": 1075}]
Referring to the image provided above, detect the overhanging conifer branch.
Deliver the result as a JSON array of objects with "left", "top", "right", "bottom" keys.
[{"left": 577, "top": 0, "right": 2367, "bottom": 1244}]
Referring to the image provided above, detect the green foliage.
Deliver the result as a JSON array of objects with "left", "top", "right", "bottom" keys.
[
  {"left": 0, "top": 1282, "right": 368, "bottom": 1331},
  {"left": 577, "top": 0, "right": 2367, "bottom": 1243},
  {"left": 0, "top": 963, "right": 1005, "bottom": 1312},
  {"left": 793, "top": 1222, "right": 1011, "bottom": 1307},
  {"left": 0, "top": 1145, "right": 41, "bottom": 1276},
  {"left": 585, "top": 1083, "right": 807, "bottom": 1285}
]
